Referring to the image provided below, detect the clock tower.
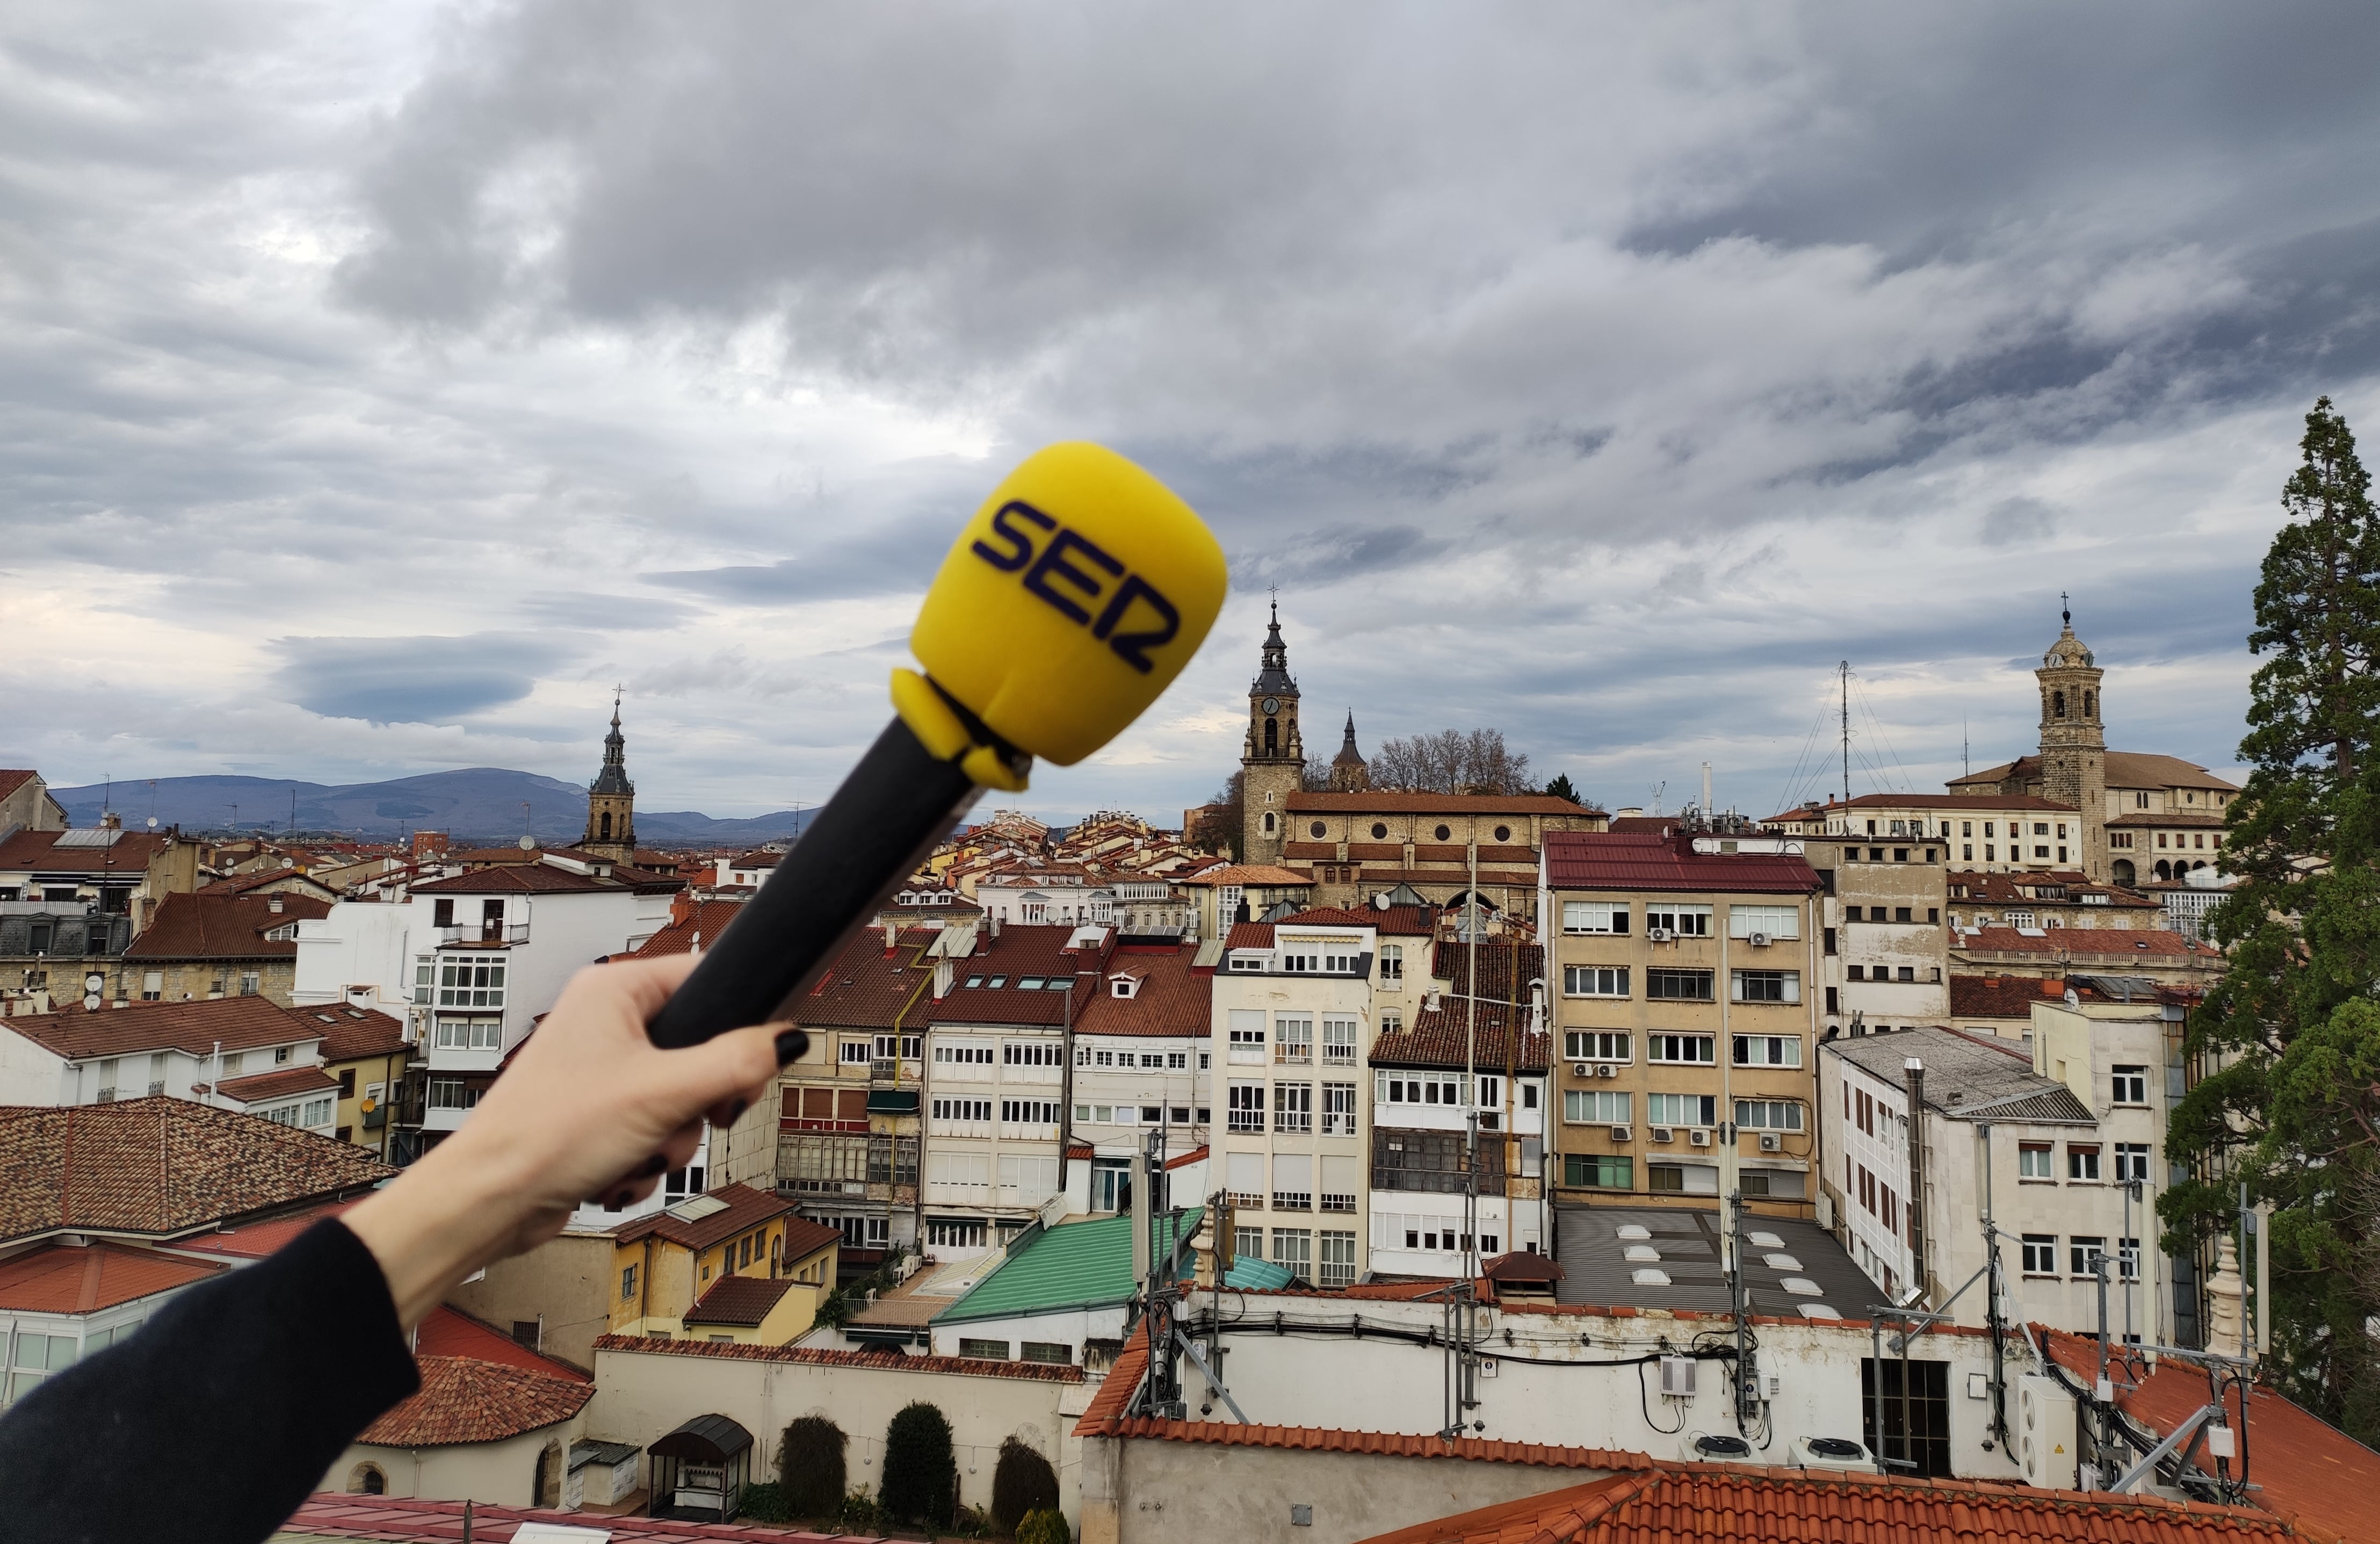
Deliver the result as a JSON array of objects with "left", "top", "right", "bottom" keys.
[
  {"left": 1241, "top": 598, "right": 1304, "bottom": 865},
  {"left": 2035, "top": 599, "right": 2108, "bottom": 881}
]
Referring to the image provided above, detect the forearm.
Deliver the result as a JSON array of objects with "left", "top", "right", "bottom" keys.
[{"left": 343, "top": 1129, "right": 551, "bottom": 1332}]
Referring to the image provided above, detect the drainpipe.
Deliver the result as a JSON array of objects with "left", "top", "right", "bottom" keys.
[{"left": 1903, "top": 1057, "right": 1927, "bottom": 1304}]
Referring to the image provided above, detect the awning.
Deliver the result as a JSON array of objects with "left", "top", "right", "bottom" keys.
[
  {"left": 649, "top": 1413, "right": 753, "bottom": 1463},
  {"left": 864, "top": 1090, "right": 920, "bottom": 1114}
]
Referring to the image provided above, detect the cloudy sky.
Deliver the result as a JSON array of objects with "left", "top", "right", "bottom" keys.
[{"left": 7, "top": 2, "right": 2376, "bottom": 824}]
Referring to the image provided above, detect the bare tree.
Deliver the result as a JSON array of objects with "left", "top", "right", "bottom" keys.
[{"left": 1367, "top": 728, "right": 1533, "bottom": 795}]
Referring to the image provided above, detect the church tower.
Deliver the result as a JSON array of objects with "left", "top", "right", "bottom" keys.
[
  {"left": 583, "top": 690, "right": 637, "bottom": 864},
  {"left": 2035, "top": 601, "right": 2107, "bottom": 881},
  {"left": 1240, "top": 600, "right": 1304, "bottom": 864},
  {"left": 1329, "top": 711, "right": 1370, "bottom": 792}
]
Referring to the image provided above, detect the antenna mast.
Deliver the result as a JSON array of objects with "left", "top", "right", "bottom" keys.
[{"left": 1839, "top": 661, "right": 1851, "bottom": 806}]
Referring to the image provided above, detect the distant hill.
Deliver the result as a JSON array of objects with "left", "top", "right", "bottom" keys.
[{"left": 52, "top": 769, "right": 808, "bottom": 847}]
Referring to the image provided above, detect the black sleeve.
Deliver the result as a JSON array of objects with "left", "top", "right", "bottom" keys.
[{"left": 0, "top": 1218, "right": 420, "bottom": 1544}]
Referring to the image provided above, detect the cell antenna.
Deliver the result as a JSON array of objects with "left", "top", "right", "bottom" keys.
[{"left": 1839, "top": 661, "right": 1851, "bottom": 807}]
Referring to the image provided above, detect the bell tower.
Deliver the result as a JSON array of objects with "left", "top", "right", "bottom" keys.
[
  {"left": 2035, "top": 596, "right": 2107, "bottom": 879},
  {"left": 583, "top": 689, "right": 637, "bottom": 865},
  {"left": 1241, "top": 597, "right": 1304, "bottom": 865}
]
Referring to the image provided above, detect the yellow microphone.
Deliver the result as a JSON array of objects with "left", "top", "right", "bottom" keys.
[{"left": 647, "top": 443, "right": 1228, "bottom": 1048}]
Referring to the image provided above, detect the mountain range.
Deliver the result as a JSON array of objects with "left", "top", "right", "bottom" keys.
[{"left": 52, "top": 768, "right": 809, "bottom": 847}]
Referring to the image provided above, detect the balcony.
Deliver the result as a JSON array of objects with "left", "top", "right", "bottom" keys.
[{"left": 437, "top": 922, "right": 529, "bottom": 947}]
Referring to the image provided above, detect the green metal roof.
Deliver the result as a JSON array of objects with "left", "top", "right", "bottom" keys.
[
  {"left": 1224, "top": 1255, "right": 1296, "bottom": 1290},
  {"left": 934, "top": 1209, "right": 1203, "bottom": 1325}
]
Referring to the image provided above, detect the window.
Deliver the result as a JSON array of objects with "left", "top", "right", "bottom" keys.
[
  {"left": 1378, "top": 944, "right": 1404, "bottom": 982},
  {"left": 997, "top": 1155, "right": 1061, "bottom": 1201},
  {"left": 1271, "top": 1229, "right": 1313, "bottom": 1280},
  {"left": 1647, "top": 1092, "right": 1715, "bottom": 1127},
  {"left": 1168, "top": 1049, "right": 1189, "bottom": 1070},
  {"left": 2115, "top": 1143, "right": 2151, "bottom": 1184},
  {"left": 1645, "top": 969, "right": 1713, "bottom": 1001},
  {"left": 1563, "top": 965, "right": 1629, "bottom": 998},
  {"left": 435, "top": 959, "right": 505, "bottom": 1008},
  {"left": 2067, "top": 1144, "right": 2102, "bottom": 1181},
  {"left": 425, "top": 1077, "right": 481, "bottom": 1111},
  {"left": 1274, "top": 1083, "right": 1313, "bottom": 1134},
  {"left": 1272, "top": 1152, "right": 1312, "bottom": 1210},
  {"left": 1002, "top": 1041, "right": 1063, "bottom": 1068},
  {"left": 2022, "top": 1235, "right": 2058, "bottom": 1275},
  {"left": 1318, "top": 1230, "right": 1358, "bottom": 1288},
  {"left": 926, "top": 1218, "right": 988, "bottom": 1250},
  {"left": 1227, "top": 1082, "right": 1265, "bottom": 1132},
  {"left": 1646, "top": 1033, "right": 1715, "bottom": 1064},
  {"left": 1321, "top": 1081, "right": 1357, "bottom": 1136},
  {"left": 2070, "top": 1237, "right": 2107, "bottom": 1276},
  {"left": 1643, "top": 904, "right": 1712, "bottom": 937},
  {"left": 1377, "top": 1071, "right": 1467, "bottom": 1106},
  {"left": 1565, "top": 1154, "right": 1632, "bottom": 1188},
  {"left": 1321, "top": 1018, "right": 1358, "bottom": 1065},
  {"left": 1733, "top": 1099, "right": 1803, "bottom": 1130},
  {"left": 1728, "top": 904, "right": 1799, "bottom": 939},
  {"left": 1562, "top": 901, "right": 1630, "bottom": 935},
  {"left": 1234, "top": 1224, "right": 1265, "bottom": 1262},
  {"left": 621, "top": 1265, "right": 638, "bottom": 1301},
  {"left": 1862, "top": 1357, "right": 1952, "bottom": 1480},
  {"left": 1730, "top": 970, "right": 1799, "bottom": 1004},
  {"left": 2119, "top": 1237, "right": 2141, "bottom": 1281},
  {"left": 432, "top": 1015, "right": 502, "bottom": 1051},
  {"left": 931, "top": 1096, "right": 992, "bottom": 1123},
  {"left": 1564, "top": 1089, "right": 1631, "bottom": 1124},
  {"left": 1274, "top": 1016, "right": 1313, "bottom": 1064},
  {"left": 1227, "top": 1010, "right": 1267, "bottom": 1062},
  {"left": 411, "top": 956, "right": 433, "bottom": 1005},
  {"left": 1732, "top": 1034, "right": 1801, "bottom": 1068},
  {"left": 2111, "top": 1065, "right": 2147, "bottom": 1105},
  {"left": 999, "top": 1098, "right": 1060, "bottom": 1127},
  {"left": 301, "top": 1096, "right": 333, "bottom": 1127},
  {"left": 2018, "top": 1143, "right": 2054, "bottom": 1179},
  {"left": 841, "top": 1039, "right": 873, "bottom": 1064},
  {"left": 1564, "top": 1029, "right": 1630, "bottom": 1062}
]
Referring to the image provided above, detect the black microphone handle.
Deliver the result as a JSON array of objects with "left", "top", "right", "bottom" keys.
[{"left": 645, "top": 716, "right": 982, "bottom": 1049}]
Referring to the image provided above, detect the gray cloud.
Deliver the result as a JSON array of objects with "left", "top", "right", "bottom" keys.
[{"left": 270, "top": 634, "right": 581, "bottom": 723}]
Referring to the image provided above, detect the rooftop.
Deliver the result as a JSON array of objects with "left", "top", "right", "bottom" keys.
[
  {"left": 609, "top": 1181, "right": 793, "bottom": 1253},
  {"left": 791, "top": 925, "right": 937, "bottom": 1030},
  {"left": 276, "top": 1494, "right": 847, "bottom": 1542},
  {"left": 409, "top": 861, "right": 681, "bottom": 896},
  {"left": 682, "top": 1272, "right": 800, "bottom": 1327},
  {"left": 1175, "top": 864, "right": 1314, "bottom": 888},
  {"left": 355, "top": 1355, "right": 591, "bottom": 1447},
  {"left": 0, "top": 827, "right": 175, "bottom": 877},
  {"left": 0, "top": 1096, "right": 392, "bottom": 1245},
  {"left": 1374, "top": 994, "right": 1549, "bottom": 1074},
  {"left": 0, "top": 1239, "right": 224, "bottom": 1314},
  {"left": 1959, "top": 926, "right": 2222, "bottom": 962},
  {"left": 935, "top": 1208, "right": 1290, "bottom": 1326},
  {"left": 1278, "top": 904, "right": 1439, "bottom": 936},
  {"left": 590, "top": 1333, "right": 1088, "bottom": 1382},
  {"left": 1827, "top": 1025, "right": 2095, "bottom": 1124},
  {"left": 1950, "top": 752, "right": 2240, "bottom": 794},
  {"left": 1544, "top": 831, "right": 1820, "bottom": 895},
  {"left": 210, "top": 1065, "right": 338, "bottom": 1104},
  {"left": 1552, "top": 1206, "right": 1873, "bottom": 1321},
  {"left": 1286, "top": 791, "right": 1596, "bottom": 816},
  {"left": 0, "top": 995, "right": 341, "bottom": 1062},
  {"left": 413, "top": 1304, "right": 591, "bottom": 1383},
  {"left": 1073, "top": 943, "right": 1211, "bottom": 1038},
  {"left": 630, "top": 898, "right": 751, "bottom": 958}
]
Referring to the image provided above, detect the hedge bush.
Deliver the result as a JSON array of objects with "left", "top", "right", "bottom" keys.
[
  {"left": 1016, "top": 1506, "right": 1072, "bottom": 1544},
  {"left": 990, "top": 1435, "right": 1060, "bottom": 1532},
  {"left": 777, "top": 1415, "right": 849, "bottom": 1519},
  {"left": 879, "top": 1401, "right": 955, "bottom": 1524}
]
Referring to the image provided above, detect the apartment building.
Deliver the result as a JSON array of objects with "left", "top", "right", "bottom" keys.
[
  {"left": 1174, "top": 864, "right": 1314, "bottom": 943},
  {"left": 1210, "top": 906, "right": 1429, "bottom": 1286},
  {"left": 120, "top": 890, "right": 331, "bottom": 1007},
  {"left": 0, "top": 816, "right": 202, "bottom": 1014},
  {"left": 921, "top": 923, "right": 1113, "bottom": 1258},
  {"left": 1778, "top": 814, "right": 1952, "bottom": 1037},
  {"left": 1366, "top": 940, "right": 1551, "bottom": 1277},
  {"left": 1068, "top": 940, "right": 1212, "bottom": 1212},
  {"left": 1764, "top": 793, "right": 2080, "bottom": 874},
  {"left": 1540, "top": 831, "right": 1823, "bottom": 1217}
]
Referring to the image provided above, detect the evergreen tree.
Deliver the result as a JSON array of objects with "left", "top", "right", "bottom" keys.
[
  {"left": 989, "top": 1435, "right": 1060, "bottom": 1533},
  {"left": 776, "top": 1415, "right": 848, "bottom": 1520},
  {"left": 878, "top": 1401, "right": 955, "bottom": 1525},
  {"left": 2167, "top": 396, "right": 2380, "bottom": 1438},
  {"left": 1543, "top": 772, "right": 1583, "bottom": 805}
]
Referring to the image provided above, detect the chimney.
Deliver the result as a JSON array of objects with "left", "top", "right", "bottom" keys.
[
  {"left": 883, "top": 922, "right": 898, "bottom": 953},
  {"left": 267, "top": 894, "right": 284, "bottom": 914},
  {"left": 670, "top": 892, "right": 696, "bottom": 929},
  {"left": 1903, "top": 1057, "right": 1927, "bottom": 1305},
  {"left": 934, "top": 957, "right": 953, "bottom": 1001},
  {"left": 990, "top": 914, "right": 1002, "bottom": 940}
]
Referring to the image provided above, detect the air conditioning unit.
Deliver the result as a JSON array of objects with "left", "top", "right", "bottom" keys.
[
  {"left": 1689, "top": 1128, "right": 1712, "bottom": 1147},
  {"left": 2017, "top": 1374, "right": 2078, "bottom": 1491},
  {"left": 1682, "top": 1432, "right": 1754, "bottom": 1462},
  {"left": 1659, "top": 1356, "right": 1697, "bottom": 1397},
  {"left": 1648, "top": 927, "right": 1676, "bottom": 942},
  {"left": 1609, "top": 1124, "right": 1632, "bottom": 1142},
  {"left": 1759, "top": 1132, "right": 1783, "bottom": 1153},
  {"left": 1650, "top": 1127, "right": 1675, "bottom": 1143},
  {"left": 1595, "top": 1064, "right": 1618, "bottom": 1079},
  {"left": 1790, "top": 1435, "right": 1871, "bottom": 1471},
  {"left": 1748, "top": 932, "right": 1773, "bottom": 948},
  {"left": 1573, "top": 1061, "right": 1589, "bottom": 1077}
]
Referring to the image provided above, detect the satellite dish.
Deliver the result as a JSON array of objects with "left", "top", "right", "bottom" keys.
[
  {"left": 517, "top": 834, "right": 537, "bottom": 851},
  {"left": 146, "top": 817, "right": 157, "bottom": 829}
]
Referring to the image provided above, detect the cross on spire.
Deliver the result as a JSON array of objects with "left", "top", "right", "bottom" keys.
[{"left": 2060, "top": 591, "right": 2071, "bottom": 627}]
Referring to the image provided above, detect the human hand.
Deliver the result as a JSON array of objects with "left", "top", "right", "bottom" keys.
[{"left": 345, "top": 952, "right": 804, "bottom": 1330}]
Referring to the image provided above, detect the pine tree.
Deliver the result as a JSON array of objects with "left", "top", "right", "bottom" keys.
[
  {"left": 878, "top": 1401, "right": 955, "bottom": 1525},
  {"left": 2167, "top": 396, "right": 2380, "bottom": 1438},
  {"left": 1543, "top": 773, "right": 1583, "bottom": 805}
]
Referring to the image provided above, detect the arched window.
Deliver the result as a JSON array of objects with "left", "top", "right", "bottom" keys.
[
  {"left": 2052, "top": 690, "right": 2066, "bottom": 719},
  {"left": 1264, "top": 717, "right": 1278, "bottom": 755},
  {"left": 2154, "top": 860, "right": 2171, "bottom": 882},
  {"left": 2111, "top": 859, "right": 2135, "bottom": 888},
  {"left": 599, "top": 811, "right": 613, "bottom": 840},
  {"left": 2083, "top": 690, "right": 2095, "bottom": 718},
  {"left": 349, "top": 1463, "right": 386, "bottom": 1496},
  {"left": 1263, "top": 812, "right": 1276, "bottom": 833}
]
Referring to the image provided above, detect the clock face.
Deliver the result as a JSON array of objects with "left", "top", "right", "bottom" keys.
[{"left": 1262, "top": 697, "right": 1280, "bottom": 716}]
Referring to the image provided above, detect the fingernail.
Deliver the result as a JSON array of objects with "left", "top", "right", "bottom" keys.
[
  {"left": 639, "top": 1153, "right": 667, "bottom": 1178},
  {"left": 728, "top": 1099, "right": 748, "bottom": 1123},
  {"left": 775, "top": 1029, "right": 809, "bottom": 1067}
]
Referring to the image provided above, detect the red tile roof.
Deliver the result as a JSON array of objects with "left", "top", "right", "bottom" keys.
[
  {"left": 683, "top": 1273, "right": 800, "bottom": 1327},
  {"left": 1948, "top": 870, "right": 2156, "bottom": 907},
  {"left": 313, "top": 1007, "right": 409, "bottom": 1062},
  {"left": 1373, "top": 995, "right": 1549, "bottom": 1074},
  {"left": 173, "top": 1197, "right": 359, "bottom": 1258},
  {"left": 2040, "top": 1329, "right": 2372, "bottom": 1543},
  {"left": 1225, "top": 922, "right": 1274, "bottom": 950},
  {"left": 211, "top": 1065, "right": 337, "bottom": 1103},
  {"left": 930, "top": 924, "right": 1110, "bottom": 1027},
  {"left": 781, "top": 1215, "right": 842, "bottom": 1262},
  {"left": 0, "top": 828, "right": 175, "bottom": 876},
  {"left": 0, "top": 995, "right": 334, "bottom": 1061},
  {"left": 0, "top": 770, "right": 35, "bottom": 800},
  {"left": 609, "top": 1182, "right": 794, "bottom": 1252},
  {"left": 1279, "top": 905, "right": 1440, "bottom": 936},
  {"left": 1544, "top": 832, "right": 1820, "bottom": 895},
  {"left": 1435, "top": 941, "right": 1544, "bottom": 1001},
  {"left": 413, "top": 1305, "right": 591, "bottom": 1383},
  {"left": 280, "top": 1493, "right": 855, "bottom": 1541},
  {"left": 1287, "top": 792, "right": 1595, "bottom": 816},
  {"left": 198, "top": 867, "right": 340, "bottom": 898},
  {"left": 0, "top": 1240, "right": 223, "bottom": 1312},
  {"left": 631, "top": 898, "right": 750, "bottom": 958},
  {"left": 1952, "top": 753, "right": 2240, "bottom": 793},
  {"left": 0, "top": 1096, "right": 392, "bottom": 1245},
  {"left": 590, "top": 1334, "right": 1086, "bottom": 1381},
  {"left": 1961, "top": 927, "right": 2221, "bottom": 961},
  {"left": 357, "top": 1355, "right": 591, "bottom": 1446},
  {"left": 411, "top": 862, "right": 682, "bottom": 896},
  {"left": 1950, "top": 973, "right": 2061, "bottom": 1019},
  {"left": 1353, "top": 1463, "right": 2295, "bottom": 1544},
  {"left": 2107, "top": 811, "right": 2227, "bottom": 829},
  {"left": 1176, "top": 865, "right": 1314, "bottom": 888},
  {"left": 1075, "top": 944, "right": 1209, "bottom": 1037},
  {"left": 793, "top": 926, "right": 938, "bottom": 1030}
]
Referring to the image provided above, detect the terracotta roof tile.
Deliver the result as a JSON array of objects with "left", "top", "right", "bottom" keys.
[
  {"left": 357, "top": 1355, "right": 591, "bottom": 1446},
  {"left": 0, "top": 771, "right": 36, "bottom": 800},
  {"left": 0, "top": 1240, "right": 223, "bottom": 1312},
  {"left": 1961, "top": 926, "right": 2220, "bottom": 961},
  {"left": 211, "top": 1064, "right": 338, "bottom": 1103},
  {"left": 314, "top": 1008, "right": 409, "bottom": 1062},
  {"left": 1176, "top": 865, "right": 1314, "bottom": 887},
  {"left": 280, "top": 1492, "right": 883, "bottom": 1540},
  {"left": 413, "top": 1304, "right": 591, "bottom": 1383},
  {"left": 682, "top": 1273, "right": 800, "bottom": 1327},
  {"left": 0, "top": 828, "right": 175, "bottom": 876},
  {"left": 1286, "top": 792, "right": 1596, "bottom": 816},
  {"left": 0, "top": 1096, "right": 392, "bottom": 1245},
  {"left": 590, "top": 1334, "right": 1086, "bottom": 1381},
  {"left": 1545, "top": 832, "right": 1820, "bottom": 895},
  {"left": 1279, "top": 905, "right": 1440, "bottom": 936},
  {"left": 632, "top": 899, "right": 751, "bottom": 958},
  {"left": 1225, "top": 922, "right": 1274, "bottom": 950},
  {"left": 1372, "top": 995, "right": 1549, "bottom": 1074},
  {"left": 930, "top": 925, "right": 1110, "bottom": 1027},
  {"left": 1, "top": 995, "right": 335, "bottom": 1061},
  {"left": 792, "top": 926, "right": 939, "bottom": 1030},
  {"left": 173, "top": 1197, "right": 359, "bottom": 1258},
  {"left": 1435, "top": 941, "right": 1544, "bottom": 1001},
  {"left": 610, "top": 1182, "right": 794, "bottom": 1253},
  {"left": 1074, "top": 944, "right": 1209, "bottom": 1037}
]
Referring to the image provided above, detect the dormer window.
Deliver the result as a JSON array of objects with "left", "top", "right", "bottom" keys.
[{"left": 1111, "top": 976, "right": 1139, "bottom": 999}]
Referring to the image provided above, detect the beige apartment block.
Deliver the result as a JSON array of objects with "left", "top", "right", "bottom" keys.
[{"left": 1540, "top": 831, "right": 1823, "bottom": 1218}]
